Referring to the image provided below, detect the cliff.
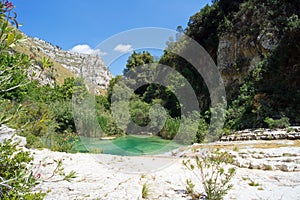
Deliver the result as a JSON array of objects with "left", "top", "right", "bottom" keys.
[
  {"left": 15, "top": 34, "right": 112, "bottom": 94},
  {"left": 217, "top": 31, "right": 279, "bottom": 98},
  {"left": 160, "top": 0, "right": 300, "bottom": 128}
]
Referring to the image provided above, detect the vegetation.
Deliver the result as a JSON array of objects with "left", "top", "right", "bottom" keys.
[
  {"left": 264, "top": 117, "right": 290, "bottom": 129},
  {"left": 0, "top": 138, "right": 45, "bottom": 199},
  {"left": 0, "top": 0, "right": 299, "bottom": 198},
  {"left": 248, "top": 179, "right": 260, "bottom": 187},
  {"left": 0, "top": 0, "right": 297, "bottom": 143},
  {"left": 0, "top": 1, "right": 78, "bottom": 198},
  {"left": 183, "top": 149, "right": 236, "bottom": 200},
  {"left": 159, "top": 0, "right": 299, "bottom": 133},
  {"left": 0, "top": 0, "right": 86, "bottom": 153},
  {"left": 94, "top": 0, "right": 299, "bottom": 144},
  {"left": 66, "top": 0, "right": 299, "bottom": 144},
  {"left": 141, "top": 182, "right": 150, "bottom": 199},
  {"left": 185, "top": 179, "right": 198, "bottom": 200}
]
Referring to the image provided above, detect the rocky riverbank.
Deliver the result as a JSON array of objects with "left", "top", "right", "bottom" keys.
[
  {"left": 1, "top": 125, "right": 299, "bottom": 199},
  {"left": 220, "top": 127, "right": 300, "bottom": 141},
  {"left": 29, "top": 139, "right": 300, "bottom": 200}
]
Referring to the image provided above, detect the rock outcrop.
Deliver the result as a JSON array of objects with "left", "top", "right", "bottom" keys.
[
  {"left": 220, "top": 127, "right": 300, "bottom": 141},
  {"left": 230, "top": 146, "right": 300, "bottom": 172},
  {"left": 0, "top": 125, "right": 26, "bottom": 147},
  {"left": 217, "top": 31, "right": 278, "bottom": 97},
  {"left": 18, "top": 35, "right": 113, "bottom": 94}
]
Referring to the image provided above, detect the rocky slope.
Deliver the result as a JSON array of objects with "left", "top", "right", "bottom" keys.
[{"left": 15, "top": 34, "right": 112, "bottom": 94}]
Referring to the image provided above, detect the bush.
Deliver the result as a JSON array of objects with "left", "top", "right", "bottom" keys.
[
  {"left": 99, "top": 112, "right": 124, "bottom": 136},
  {"left": 49, "top": 100, "right": 75, "bottom": 133},
  {"left": 194, "top": 117, "right": 208, "bottom": 143},
  {"left": 9, "top": 101, "right": 58, "bottom": 149},
  {"left": 88, "top": 147, "right": 103, "bottom": 154},
  {"left": 15, "top": 101, "right": 56, "bottom": 137},
  {"left": 0, "top": 138, "right": 45, "bottom": 199},
  {"left": 0, "top": 99, "right": 52, "bottom": 149},
  {"left": 264, "top": 117, "right": 290, "bottom": 129},
  {"left": 141, "top": 182, "right": 150, "bottom": 199},
  {"left": 44, "top": 132, "right": 79, "bottom": 153},
  {"left": 0, "top": 99, "right": 77, "bottom": 152},
  {"left": 186, "top": 179, "right": 198, "bottom": 200},
  {"left": 160, "top": 117, "right": 180, "bottom": 139},
  {"left": 183, "top": 149, "right": 235, "bottom": 200},
  {"left": 0, "top": 98, "right": 18, "bottom": 125},
  {"left": 129, "top": 97, "right": 151, "bottom": 127},
  {"left": 176, "top": 111, "right": 208, "bottom": 144}
]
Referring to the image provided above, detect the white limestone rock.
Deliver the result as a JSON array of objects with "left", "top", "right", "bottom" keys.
[{"left": 0, "top": 125, "right": 26, "bottom": 147}]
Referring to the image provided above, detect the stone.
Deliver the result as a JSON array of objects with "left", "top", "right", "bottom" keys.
[
  {"left": 219, "top": 128, "right": 300, "bottom": 142},
  {"left": 275, "top": 164, "right": 297, "bottom": 172},
  {"left": 257, "top": 31, "right": 278, "bottom": 51},
  {"left": 22, "top": 35, "right": 113, "bottom": 94},
  {"left": 0, "top": 125, "right": 26, "bottom": 147}
]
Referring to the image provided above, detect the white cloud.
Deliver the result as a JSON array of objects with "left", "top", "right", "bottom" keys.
[
  {"left": 70, "top": 44, "right": 107, "bottom": 56},
  {"left": 113, "top": 44, "right": 133, "bottom": 53}
]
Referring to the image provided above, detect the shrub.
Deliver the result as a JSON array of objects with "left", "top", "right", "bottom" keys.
[
  {"left": 49, "top": 100, "right": 75, "bottom": 133},
  {"left": 183, "top": 149, "right": 235, "bottom": 200},
  {"left": 44, "top": 132, "right": 78, "bottom": 153},
  {"left": 0, "top": 99, "right": 52, "bottom": 149},
  {"left": 264, "top": 117, "right": 290, "bottom": 129},
  {"left": 161, "top": 117, "right": 180, "bottom": 139},
  {"left": 97, "top": 114, "right": 108, "bottom": 132},
  {"left": 142, "top": 182, "right": 150, "bottom": 199},
  {"left": 0, "top": 98, "right": 19, "bottom": 125},
  {"left": 194, "top": 117, "right": 208, "bottom": 143},
  {"left": 96, "top": 111, "right": 124, "bottom": 137},
  {"left": 15, "top": 101, "right": 56, "bottom": 137},
  {"left": 9, "top": 101, "right": 59, "bottom": 149},
  {"left": 248, "top": 179, "right": 260, "bottom": 187},
  {"left": 186, "top": 179, "right": 199, "bottom": 200},
  {"left": 176, "top": 111, "right": 208, "bottom": 144},
  {"left": 159, "top": 112, "right": 207, "bottom": 144},
  {"left": 129, "top": 97, "right": 151, "bottom": 127},
  {"left": 88, "top": 147, "right": 103, "bottom": 154},
  {"left": 0, "top": 52, "right": 31, "bottom": 101},
  {"left": 25, "top": 133, "right": 44, "bottom": 149},
  {"left": 0, "top": 138, "right": 45, "bottom": 199},
  {"left": 36, "top": 159, "right": 77, "bottom": 182}
]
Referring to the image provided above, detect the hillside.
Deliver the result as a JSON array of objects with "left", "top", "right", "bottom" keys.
[
  {"left": 14, "top": 32, "right": 112, "bottom": 94},
  {"left": 159, "top": 0, "right": 300, "bottom": 129}
]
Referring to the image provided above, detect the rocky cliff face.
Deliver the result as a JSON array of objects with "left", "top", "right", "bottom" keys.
[
  {"left": 217, "top": 31, "right": 278, "bottom": 96},
  {"left": 19, "top": 35, "right": 112, "bottom": 94}
]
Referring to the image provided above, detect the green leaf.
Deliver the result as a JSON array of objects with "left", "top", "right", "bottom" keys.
[{"left": 7, "top": 32, "right": 15, "bottom": 46}]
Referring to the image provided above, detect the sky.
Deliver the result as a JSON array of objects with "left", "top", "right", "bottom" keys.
[{"left": 12, "top": 0, "right": 211, "bottom": 75}]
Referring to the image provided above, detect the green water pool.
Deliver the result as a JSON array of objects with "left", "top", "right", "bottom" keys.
[{"left": 71, "top": 135, "right": 182, "bottom": 156}]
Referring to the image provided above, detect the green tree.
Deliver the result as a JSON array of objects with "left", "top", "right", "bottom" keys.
[{"left": 123, "top": 51, "right": 154, "bottom": 76}]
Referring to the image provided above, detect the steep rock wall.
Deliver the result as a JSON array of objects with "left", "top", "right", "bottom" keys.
[
  {"left": 217, "top": 31, "right": 278, "bottom": 97},
  {"left": 19, "top": 35, "right": 113, "bottom": 94}
]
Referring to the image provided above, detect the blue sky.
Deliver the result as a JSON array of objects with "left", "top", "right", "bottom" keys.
[{"left": 13, "top": 0, "right": 210, "bottom": 75}]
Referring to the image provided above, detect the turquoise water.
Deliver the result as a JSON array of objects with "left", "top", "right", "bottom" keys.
[{"left": 72, "top": 135, "right": 182, "bottom": 156}]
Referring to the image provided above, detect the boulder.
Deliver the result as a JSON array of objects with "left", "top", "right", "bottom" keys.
[{"left": 0, "top": 125, "right": 26, "bottom": 147}]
